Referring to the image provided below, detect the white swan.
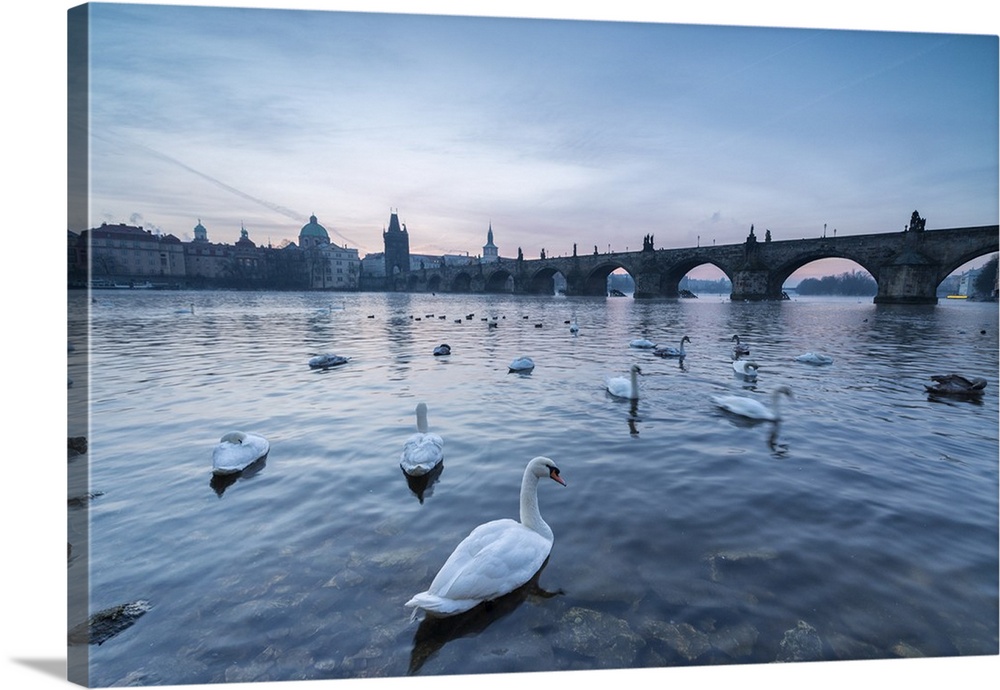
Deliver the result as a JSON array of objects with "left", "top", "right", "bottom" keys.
[
  {"left": 606, "top": 364, "right": 641, "bottom": 400},
  {"left": 732, "top": 334, "right": 750, "bottom": 357},
  {"left": 400, "top": 402, "right": 444, "bottom": 476},
  {"left": 175, "top": 303, "right": 195, "bottom": 314},
  {"left": 629, "top": 338, "right": 656, "bottom": 349},
  {"left": 712, "top": 385, "right": 793, "bottom": 421},
  {"left": 569, "top": 321, "right": 579, "bottom": 334},
  {"left": 795, "top": 352, "right": 833, "bottom": 365},
  {"left": 654, "top": 335, "right": 690, "bottom": 358},
  {"left": 405, "top": 456, "right": 566, "bottom": 618},
  {"left": 733, "top": 359, "right": 759, "bottom": 378},
  {"left": 308, "top": 353, "right": 350, "bottom": 369},
  {"left": 433, "top": 344, "right": 451, "bottom": 356},
  {"left": 212, "top": 431, "right": 269, "bottom": 475},
  {"left": 508, "top": 356, "right": 535, "bottom": 373}
]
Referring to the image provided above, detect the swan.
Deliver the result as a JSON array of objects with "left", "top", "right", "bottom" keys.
[
  {"left": 795, "top": 352, "right": 833, "bottom": 365},
  {"left": 508, "top": 356, "right": 535, "bottom": 373},
  {"left": 654, "top": 335, "right": 690, "bottom": 358},
  {"left": 925, "top": 373, "right": 987, "bottom": 397},
  {"left": 308, "top": 353, "right": 350, "bottom": 369},
  {"left": 712, "top": 385, "right": 793, "bottom": 421},
  {"left": 629, "top": 338, "right": 656, "bottom": 349},
  {"left": 433, "top": 344, "right": 451, "bottom": 356},
  {"left": 405, "top": 456, "right": 566, "bottom": 618},
  {"left": 732, "top": 359, "right": 759, "bottom": 378},
  {"left": 400, "top": 402, "right": 444, "bottom": 476},
  {"left": 212, "top": 431, "right": 269, "bottom": 475},
  {"left": 569, "top": 321, "right": 579, "bottom": 334},
  {"left": 606, "top": 364, "right": 641, "bottom": 400},
  {"left": 175, "top": 303, "right": 195, "bottom": 314},
  {"left": 732, "top": 334, "right": 750, "bottom": 357}
]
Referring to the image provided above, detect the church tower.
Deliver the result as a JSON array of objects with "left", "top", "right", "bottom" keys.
[
  {"left": 382, "top": 210, "right": 410, "bottom": 275},
  {"left": 193, "top": 219, "right": 208, "bottom": 242},
  {"left": 482, "top": 222, "right": 499, "bottom": 263}
]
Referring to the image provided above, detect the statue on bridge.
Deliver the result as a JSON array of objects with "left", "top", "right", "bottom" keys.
[
  {"left": 642, "top": 234, "right": 655, "bottom": 252},
  {"left": 517, "top": 247, "right": 523, "bottom": 261},
  {"left": 907, "top": 210, "right": 926, "bottom": 232},
  {"left": 744, "top": 224, "right": 759, "bottom": 263}
]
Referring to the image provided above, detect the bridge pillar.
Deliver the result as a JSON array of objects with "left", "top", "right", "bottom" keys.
[
  {"left": 874, "top": 260, "right": 938, "bottom": 304},
  {"left": 730, "top": 269, "right": 782, "bottom": 301},
  {"left": 632, "top": 271, "right": 662, "bottom": 299}
]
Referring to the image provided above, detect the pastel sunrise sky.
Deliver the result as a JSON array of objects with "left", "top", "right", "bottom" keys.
[{"left": 75, "top": 1, "right": 998, "bottom": 280}]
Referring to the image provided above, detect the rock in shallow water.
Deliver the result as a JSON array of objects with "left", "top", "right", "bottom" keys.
[
  {"left": 68, "top": 600, "right": 151, "bottom": 646},
  {"left": 551, "top": 606, "right": 645, "bottom": 668},
  {"left": 776, "top": 620, "right": 824, "bottom": 662}
]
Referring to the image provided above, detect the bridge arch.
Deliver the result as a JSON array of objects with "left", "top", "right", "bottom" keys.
[
  {"left": 484, "top": 267, "right": 515, "bottom": 293},
  {"left": 771, "top": 250, "right": 882, "bottom": 294},
  {"left": 660, "top": 259, "right": 733, "bottom": 297},
  {"left": 450, "top": 272, "right": 473, "bottom": 293},
  {"left": 524, "top": 265, "right": 566, "bottom": 295},
  {"left": 578, "top": 261, "right": 634, "bottom": 296}
]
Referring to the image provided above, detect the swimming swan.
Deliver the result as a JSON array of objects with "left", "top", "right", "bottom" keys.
[
  {"left": 712, "top": 385, "right": 793, "bottom": 421},
  {"left": 732, "top": 334, "right": 750, "bottom": 357},
  {"left": 654, "top": 335, "right": 691, "bottom": 358},
  {"left": 433, "top": 344, "right": 452, "bottom": 356},
  {"left": 508, "top": 356, "right": 535, "bottom": 373},
  {"left": 795, "top": 352, "right": 833, "bottom": 365},
  {"left": 732, "top": 359, "right": 759, "bottom": 378},
  {"left": 309, "top": 353, "right": 350, "bottom": 369},
  {"left": 569, "top": 321, "right": 579, "bottom": 334},
  {"left": 405, "top": 456, "right": 566, "bottom": 618},
  {"left": 212, "top": 431, "right": 269, "bottom": 475},
  {"left": 629, "top": 338, "right": 656, "bottom": 349},
  {"left": 606, "top": 364, "right": 642, "bottom": 400},
  {"left": 925, "top": 373, "right": 988, "bottom": 397},
  {"left": 400, "top": 402, "right": 444, "bottom": 476}
]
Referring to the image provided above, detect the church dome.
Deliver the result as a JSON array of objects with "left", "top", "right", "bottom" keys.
[{"left": 299, "top": 214, "right": 330, "bottom": 244}]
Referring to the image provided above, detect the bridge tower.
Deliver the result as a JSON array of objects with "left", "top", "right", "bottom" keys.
[{"left": 383, "top": 210, "right": 410, "bottom": 276}]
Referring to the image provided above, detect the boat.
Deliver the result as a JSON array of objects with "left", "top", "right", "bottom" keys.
[{"left": 945, "top": 295, "right": 969, "bottom": 299}]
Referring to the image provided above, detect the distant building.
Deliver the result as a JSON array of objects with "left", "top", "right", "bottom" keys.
[
  {"left": 383, "top": 211, "right": 410, "bottom": 275},
  {"left": 82, "top": 222, "right": 186, "bottom": 284},
  {"left": 297, "top": 214, "right": 360, "bottom": 289},
  {"left": 481, "top": 223, "right": 499, "bottom": 263}
]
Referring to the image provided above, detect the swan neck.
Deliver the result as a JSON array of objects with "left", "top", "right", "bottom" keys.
[
  {"left": 770, "top": 390, "right": 784, "bottom": 418},
  {"left": 519, "top": 469, "right": 552, "bottom": 540},
  {"left": 415, "top": 405, "right": 429, "bottom": 433},
  {"left": 630, "top": 368, "right": 639, "bottom": 397}
]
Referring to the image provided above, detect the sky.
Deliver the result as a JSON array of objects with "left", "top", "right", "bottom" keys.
[{"left": 72, "top": 1, "right": 998, "bottom": 281}]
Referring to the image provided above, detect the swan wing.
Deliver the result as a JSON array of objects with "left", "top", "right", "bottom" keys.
[
  {"left": 212, "top": 433, "right": 269, "bottom": 474},
  {"left": 410, "top": 519, "right": 551, "bottom": 613},
  {"left": 712, "top": 395, "right": 773, "bottom": 420},
  {"left": 400, "top": 433, "right": 444, "bottom": 474},
  {"left": 606, "top": 376, "right": 629, "bottom": 398}
]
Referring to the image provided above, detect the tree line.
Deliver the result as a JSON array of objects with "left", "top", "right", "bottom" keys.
[{"left": 793, "top": 270, "right": 876, "bottom": 296}]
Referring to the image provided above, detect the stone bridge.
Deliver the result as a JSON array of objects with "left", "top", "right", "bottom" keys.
[{"left": 389, "top": 225, "right": 998, "bottom": 304}]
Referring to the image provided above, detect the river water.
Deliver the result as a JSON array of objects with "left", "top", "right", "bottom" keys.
[{"left": 67, "top": 289, "right": 998, "bottom": 686}]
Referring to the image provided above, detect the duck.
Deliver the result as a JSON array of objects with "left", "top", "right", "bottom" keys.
[
  {"left": 712, "top": 385, "right": 793, "bottom": 421},
  {"left": 795, "top": 352, "right": 833, "bottom": 365},
  {"left": 508, "top": 356, "right": 535, "bottom": 373},
  {"left": 400, "top": 402, "right": 444, "bottom": 476},
  {"left": 654, "top": 335, "right": 690, "bottom": 358},
  {"left": 629, "top": 338, "right": 657, "bottom": 349},
  {"left": 925, "top": 373, "right": 988, "bottom": 397},
  {"left": 732, "top": 359, "right": 759, "bottom": 379},
  {"left": 433, "top": 344, "right": 451, "bottom": 356},
  {"left": 606, "top": 364, "right": 641, "bottom": 400},
  {"left": 731, "top": 334, "right": 750, "bottom": 357},
  {"left": 308, "top": 353, "right": 350, "bottom": 369},
  {"left": 212, "top": 431, "right": 270, "bottom": 475},
  {"left": 405, "top": 456, "right": 566, "bottom": 618}
]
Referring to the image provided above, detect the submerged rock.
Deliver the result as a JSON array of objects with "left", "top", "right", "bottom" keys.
[
  {"left": 640, "top": 619, "right": 711, "bottom": 662},
  {"left": 776, "top": 620, "right": 824, "bottom": 662},
  {"left": 68, "top": 437, "right": 88, "bottom": 457},
  {"left": 551, "top": 606, "right": 646, "bottom": 668},
  {"left": 68, "top": 600, "right": 151, "bottom": 646}
]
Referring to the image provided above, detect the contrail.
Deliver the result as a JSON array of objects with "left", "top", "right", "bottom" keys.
[{"left": 95, "top": 132, "right": 363, "bottom": 247}]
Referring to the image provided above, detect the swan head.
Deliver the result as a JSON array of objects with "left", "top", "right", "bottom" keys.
[
  {"left": 745, "top": 361, "right": 759, "bottom": 371},
  {"left": 219, "top": 431, "right": 247, "bottom": 444},
  {"left": 631, "top": 364, "right": 642, "bottom": 375},
  {"left": 682, "top": 336, "right": 691, "bottom": 344},
  {"left": 732, "top": 334, "right": 740, "bottom": 343},
  {"left": 529, "top": 456, "right": 566, "bottom": 486},
  {"left": 774, "top": 385, "right": 793, "bottom": 398}
]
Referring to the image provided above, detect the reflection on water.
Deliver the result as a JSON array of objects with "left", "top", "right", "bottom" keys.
[{"left": 71, "top": 290, "right": 998, "bottom": 685}]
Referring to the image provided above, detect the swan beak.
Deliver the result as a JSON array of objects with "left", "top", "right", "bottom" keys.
[{"left": 549, "top": 468, "right": 567, "bottom": 486}]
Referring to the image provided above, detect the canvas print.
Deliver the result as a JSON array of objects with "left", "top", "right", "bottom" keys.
[{"left": 67, "top": 2, "right": 998, "bottom": 687}]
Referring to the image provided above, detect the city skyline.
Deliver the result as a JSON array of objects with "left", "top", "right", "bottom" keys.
[{"left": 75, "top": 2, "right": 998, "bottom": 281}]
